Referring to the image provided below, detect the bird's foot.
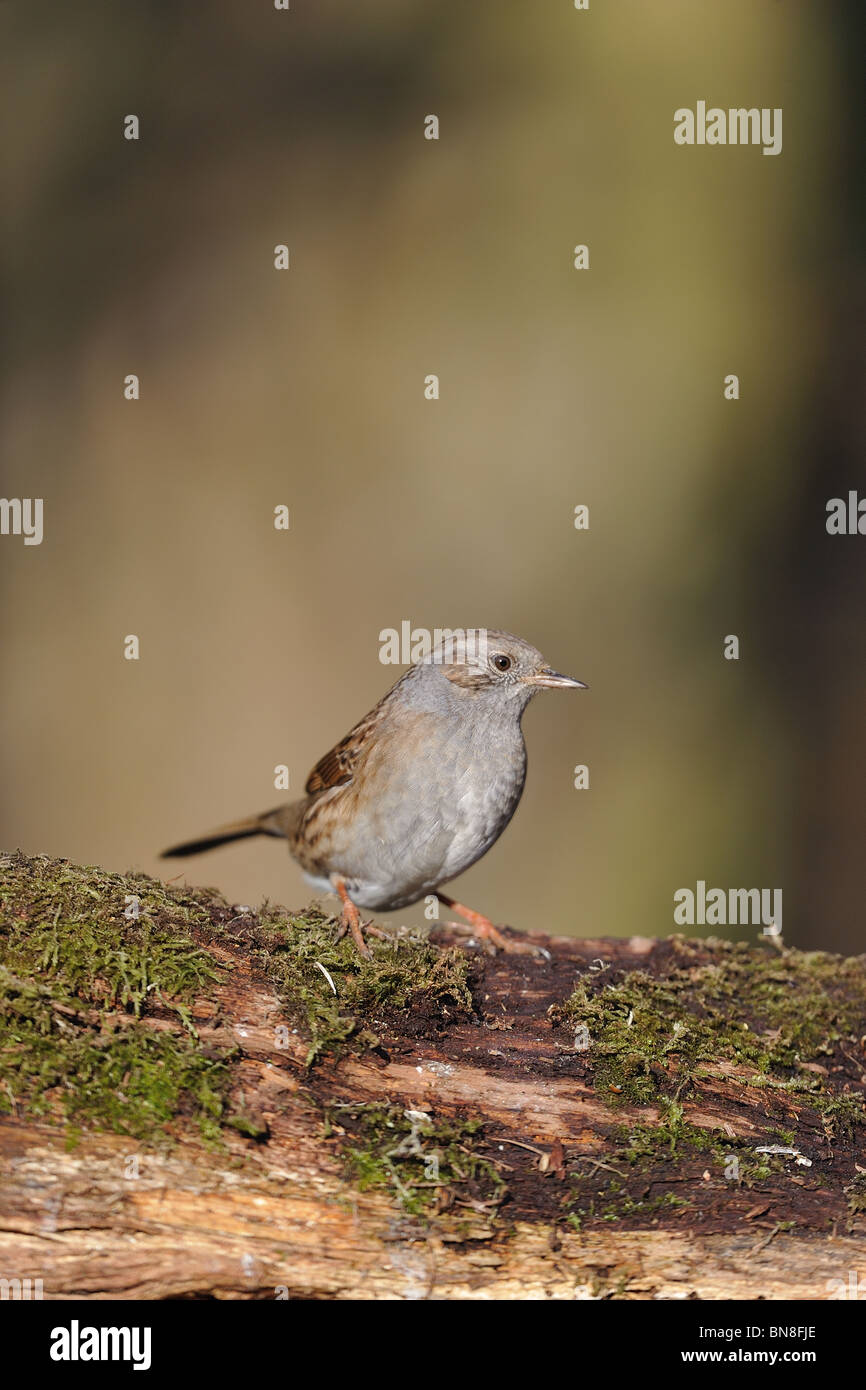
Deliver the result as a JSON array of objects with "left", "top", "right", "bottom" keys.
[
  {"left": 332, "top": 905, "right": 371, "bottom": 959},
  {"left": 443, "top": 919, "right": 546, "bottom": 955},
  {"left": 437, "top": 894, "right": 548, "bottom": 956},
  {"left": 331, "top": 876, "right": 389, "bottom": 959}
]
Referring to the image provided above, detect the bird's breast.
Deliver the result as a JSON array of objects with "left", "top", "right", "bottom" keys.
[{"left": 292, "top": 706, "right": 528, "bottom": 910}]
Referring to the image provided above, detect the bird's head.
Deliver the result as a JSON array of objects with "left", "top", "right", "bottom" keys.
[{"left": 419, "top": 628, "right": 587, "bottom": 711}]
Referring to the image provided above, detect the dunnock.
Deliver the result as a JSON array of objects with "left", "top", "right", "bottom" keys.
[{"left": 163, "top": 630, "right": 586, "bottom": 956}]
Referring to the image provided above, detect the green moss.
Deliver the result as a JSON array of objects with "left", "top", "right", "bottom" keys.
[
  {"left": 249, "top": 906, "right": 473, "bottom": 1067},
  {"left": 326, "top": 1103, "right": 504, "bottom": 1218},
  {"left": 562, "top": 1097, "right": 798, "bottom": 1230},
  {"left": 819, "top": 1093, "right": 866, "bottom": 1142},
  {"left": 551, "top": 941, "right": 866, "bottom": 1215},
  {"left": 0, "top": 853, "right": 237, "bottom": 1139},
  {"left": 551, "top": 938, "right": 866, "bottom": 1109},
  {"left": 619, "top": 1100, "right": 717, "bottom": 1160},
  {"left": 567, "top": 1183, "right": 687, "bottom": 1229},
  {"left": 767, "top": 1126, "right": 797, "bottom": 1146},
  {"left": 845, "top": 1174, "right": 866, "bottom": 1215},
  {"left": 0, "top": 853, "right": 476, "bottom": 1146},
  {"left": 26, "top": 1026, "right": 232, "bottom": 1140},
  {"left": 615, "top": 1101, "right": 785, "bottom": 1184},
  {"left": 0, "top": 852, "right": 223, "bottom": 1021}
]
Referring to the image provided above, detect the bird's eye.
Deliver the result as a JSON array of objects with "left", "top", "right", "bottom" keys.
[{"left": 492, "top": 653, "right": 512, "bottom": 672}]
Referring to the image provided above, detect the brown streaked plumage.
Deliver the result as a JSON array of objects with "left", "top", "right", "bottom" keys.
[{"left": 162, "top": 630, "right": 587, "bottom": 955}]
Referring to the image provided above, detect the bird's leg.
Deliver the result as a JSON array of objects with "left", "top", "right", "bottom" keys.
[
  {"left": 435, "top": 893, "right": 540, "bottom": 955},
  {"left": 331, "top": 876, "right": 373, "bottom": 959}
]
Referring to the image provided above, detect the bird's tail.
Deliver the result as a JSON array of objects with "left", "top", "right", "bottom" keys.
[{"left": 161, "top": 807, "right": 289, "bottom": 859}]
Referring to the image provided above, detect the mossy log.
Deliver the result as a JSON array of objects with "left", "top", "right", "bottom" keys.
[{"left": 1, "top": 852, "right": 865, "bottom": 1300}]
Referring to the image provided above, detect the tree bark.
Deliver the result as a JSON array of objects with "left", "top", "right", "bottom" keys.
[{"left": 1, "top": 859, "right": 865, "bottom": 1301}]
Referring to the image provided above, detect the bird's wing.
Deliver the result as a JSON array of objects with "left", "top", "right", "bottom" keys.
[
  {"left": 304, "top": 676, "right": 410, "bottom": 794},
  {"left": 304, "top": 716, "right": 376, "bottom": 792}
]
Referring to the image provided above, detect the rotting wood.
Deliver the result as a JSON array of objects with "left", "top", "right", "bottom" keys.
[{"left": 1, "top": 853, "right": 865, "bottom": 1300}]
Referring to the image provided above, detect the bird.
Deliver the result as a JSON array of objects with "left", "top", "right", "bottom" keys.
[{"left": 162, "top": 629, "right": 586, "bottom": 956}]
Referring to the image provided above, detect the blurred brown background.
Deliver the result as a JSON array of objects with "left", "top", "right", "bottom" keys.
[{"left": 1, "top": 1, "right": 864, "bottom": 949}]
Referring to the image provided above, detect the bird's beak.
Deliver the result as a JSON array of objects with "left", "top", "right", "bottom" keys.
[{"left": 528, "top": 668, "right": 588, "bottom": 690}]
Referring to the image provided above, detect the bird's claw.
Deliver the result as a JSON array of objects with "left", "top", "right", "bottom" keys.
[
  {"left": 332, "top": 911, "right": 391, "bottom": 958},
  {"left": 443, "top": 919, "right": 548, "bottom": 957}
]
